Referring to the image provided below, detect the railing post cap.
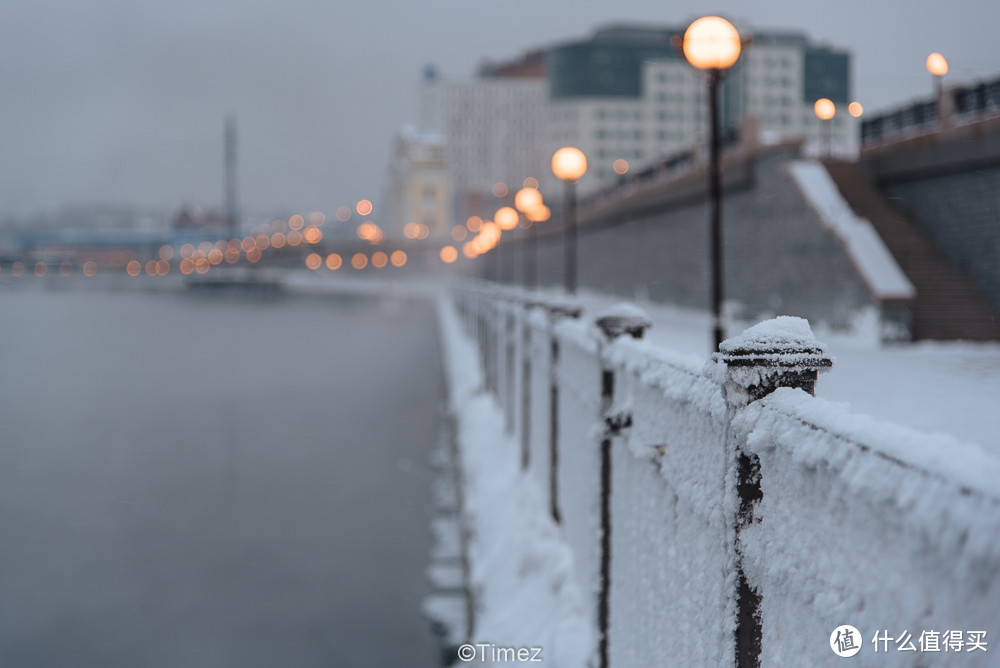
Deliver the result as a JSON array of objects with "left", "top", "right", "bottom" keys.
[
  {"left": 594, "top": 302, "right": 653, "bottom": 340},
  {"left": 713, "top": 316, "right": 833, "bottom": 404},
  {"left": 533, "top": 296, "right": 583, "bottom": 320}
]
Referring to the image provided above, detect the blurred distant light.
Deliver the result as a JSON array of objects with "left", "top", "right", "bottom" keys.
[
  {"left": 466, "top": 216, "right": 483, "bottom": 233},
  {"left": 305, "top": 253, "right": 323, "bottom": 270},
  {"left": 514, "top": 187, "right": 543, "bottom": 213},
  {"left": 241, "top": 237, "right": 255, "bottom": 252},
  {"left": 158, "top": 245, "right": 174, "bottom": 261},
  {"left": 495, "top": 206, "right": 519, "bottom": 231},
  {"left": 11, "top": 261, "right": 24, "bottom": 277},
  {"left": 208, "top": 249, "right": 224, "bottom": 265},
  {"left": 303, "top": 226, "right": 323, "bottom": 244},
  {"left": 157, "top": 260, "right": 170, "bottom": 276},
  {"left": 214, "top": 240, "right": 228, "bottom": 252},
  {"left": 681, "top": 16, "right": 742, "bottom": 70},
  {"left": 125, "top": 260, "right": 141, "bottom": 277},
  {"left": 492, "top": 182, "right": 509, "bottom": 198},
  {"left": 522, "top": 177, "right": 539, "bottom": 189},
  {"left": 390, "top": 249, "right": 407, "bottom": 267},
  {"left": 848, "top": 101, "right": 864, "bottom": 117},
  {"left": 246, "top": 248, "right": 262, "bottom": 263},
  {"left": 613, "top": 158, "right": 630, "bottom": 175},
  {"left": 520, "top": 218, "right": 533, "bottom": 230},
  {"left": 351, "top": 253, "right": 368, "bottom": 270},
  {"left": 195, "top": 258, "right": 211, "bottom": 273},
  {"left": 180, "top": 243, "right": 195, "bottom": 259},
  {"left": 225, "top": 249, "right": 240, "bottom": 264},
  {"left": 145, "top": 260, "right": 158, "bottom": 276},
  {"left": 60, "top": 262, "right": 73, "bottom": 276},
  {"left": 814, "top": 98, "right": 836, "bottom": 120},
  {"left": 551, "top": 147, "right": 588, "bottom": 182},
  {"left": 270, "top": 232, "right": 287, "bottom": 249},
  {"left": 336, "top": 206, "right": 352, "bottom": 222},
  {"left": 416, "top": 223, "right": 430, "bottom": 240},
  {"left": 926, "top": 52, "right": 949, "bottom": 77},
  {"left": 356, "top": 199, "right": 373, "bottom": 216},
  {"left": 462, "top": 241, "right": 479, "bottom": 259},
  {"left": 82, "top": 260, "right": 98, "bottom": 277},
  {"left": 271, "top": 219, "right": 287, "bottom": 233},
  {"left": 440, "top": 245, "right": 458, "bottom": 264},
  {"left": 404, "top": 222, "right": 420, "bottom": 239},
  {"left": 179, "top": 259, "right": 194, "bottom": 275},
  {"left": 228, "top": 238, "right": 242, "bottom": 252},
  {"left": 326, "top": 253, "right": 343, "bottom": 270},
  {"left": 526, "top": 204, "right": 551, "bottom": 223},
  {"left": 199, "top": 241, "right": 215, "bottom": 253},
  {"left": 289, "top": 214, "right": 305, "bottom": 231},
  {"left": 371, "top": 251, "right": 389, "bottom": 268},
  {"left": 451, "top": 225, "right": 469, "bottom": 241},
  {"left": 309, "top": 211, "right": 326, "bottom": 226},
  {"left": 255, "top": 233, "right": 271, "bottom": 250}
]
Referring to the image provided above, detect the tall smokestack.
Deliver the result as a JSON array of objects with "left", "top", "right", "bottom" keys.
[{"left": 224, "top": 114, "right": 239, "bottom": 237}]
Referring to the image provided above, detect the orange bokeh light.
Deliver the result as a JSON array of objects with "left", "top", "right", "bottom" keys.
[
  {"left": 82, "top": 260, "right": 97, "bottom": 277},
  {"left": 303, "top": 226, "right": 323, "bottom": 244},
  {"left": 126, "top": 260, "right": 141, "bottom": 277},
  {"left": 336, "top": 206, "right": 352, "bottom": 222},
  {"left": 326, "top": 253, "right": 342, "bottom": 270},
  {"left": 440, "top": 245, "right": 458, "bottom": 264},
  {"left": 492, "top": 182, "right": 508, "bottom": 198},
  {"left": 390, "top": 250, "right": 407, "bottom": 267},
  {"left": 356, "top": 199, "right": 373, "bottom": 216},
  {"left": 305, "top": 253, "right": 323, "bottom": 270},
  {"left": 289, "top": 214, "right": 305, "bottom": 231},
  {"left": 271, "top": 232, "right": 287, "bottom": 249},
  {"left": 451, "top": 225, "right": 469, "bottom": 241},
  {"left": 371, "top": 251, "right": 388, "bottom": 268},
  {"left": 351, "top": 253, "right": 368, "bottom": 270}
]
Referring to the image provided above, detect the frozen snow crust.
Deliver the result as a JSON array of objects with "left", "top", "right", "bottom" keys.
[{"left": 439, "top": 284, "right": 1000, "bottom": 667}]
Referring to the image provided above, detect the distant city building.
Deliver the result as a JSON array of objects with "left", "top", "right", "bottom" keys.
[
  {"left": 545, "top": 24, "right": 856, "bottom": 194},
  {"left": 417, "top": 61, "right": 548, "bottom": 222},
  {"left": 385, "top": 127, "right": 451, "bottom": 238},
  {"left": 393, "top": 22, "right": 855, "bottom": 219}
]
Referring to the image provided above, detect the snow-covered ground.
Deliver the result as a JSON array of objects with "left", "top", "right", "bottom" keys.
[
  {"left": 537, "top": 287, "right": 1000, "bottom": 458},
  {"left": 292, "top": 270, "right": 1000, "bottom": 455}
]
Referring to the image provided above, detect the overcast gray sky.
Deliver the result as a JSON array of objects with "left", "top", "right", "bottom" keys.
[{"left": 1, "top": 0, "right": 996, "bottom": 220}]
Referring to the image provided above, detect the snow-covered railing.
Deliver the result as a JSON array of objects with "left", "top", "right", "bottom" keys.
[{"left": 448, "top": 283, "right": 1000, "bottom": 667}]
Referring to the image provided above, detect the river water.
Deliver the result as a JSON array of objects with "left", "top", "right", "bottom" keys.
[{"left": 0, "top": 282, "right": 442, "bottom": 667}]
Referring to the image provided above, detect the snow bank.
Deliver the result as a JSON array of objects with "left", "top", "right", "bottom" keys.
[
  {"left": 436, "top": 296, "right": 594, "bottom": 667},
  {"left": 788, "top": 160, "right": 915, "bottom": 300}
]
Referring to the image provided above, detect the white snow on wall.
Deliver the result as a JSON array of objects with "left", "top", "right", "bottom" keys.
[{"left": 788, "top": 160, "right": 916, "bottom": 300}]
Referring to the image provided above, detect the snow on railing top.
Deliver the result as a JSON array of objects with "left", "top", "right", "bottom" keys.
[{"left": 787, "top": 160, "right": 916, "bottom": 301}]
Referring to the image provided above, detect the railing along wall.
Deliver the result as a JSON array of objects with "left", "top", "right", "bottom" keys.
[{"left": 450, "top": 283, "right": 1000, "bottom": 667}]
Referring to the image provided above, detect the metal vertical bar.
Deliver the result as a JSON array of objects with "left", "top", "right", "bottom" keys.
[{"left": 708, "top": 70, "right": 724, "bottom": 352}]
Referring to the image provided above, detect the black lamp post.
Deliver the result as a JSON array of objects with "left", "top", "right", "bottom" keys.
[
  {"left": 550, "top": 147, "right": 588, "bottom": 295},
  {"left": 681, "top": 16, "right": 742, "bottom": 352}
]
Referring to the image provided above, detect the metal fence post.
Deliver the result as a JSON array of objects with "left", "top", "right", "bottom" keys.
[
  {"left": 542, "top": 300, "right": 582, "bottom": 524},
  {"left": 594, "top": 307, "right": 652, "bottom": 668},
  {"left": 716, "top": 317, "right": 833, "bottom": 668}
]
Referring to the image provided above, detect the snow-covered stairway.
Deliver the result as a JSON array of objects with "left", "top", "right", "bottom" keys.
[{"left": 823, "top": 159, "right": 1000, "bottom": 340}]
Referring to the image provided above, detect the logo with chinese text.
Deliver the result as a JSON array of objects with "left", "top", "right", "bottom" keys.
[{"left": 830, "top": 625, "right": 862, "bottom": 657}]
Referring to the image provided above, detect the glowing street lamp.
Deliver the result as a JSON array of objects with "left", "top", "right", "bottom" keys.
[
  {"left": 680, "top": 15, "right": 742, "bottom": 351},
  {"left": 551, "top": 146, "right": 588, "bottom": 294},
  {"left": 926, "top": 52, "right": 949, "bottom": 122},
  {"left": 814, "top": 97, "right": 836, "bottom": 157}
]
